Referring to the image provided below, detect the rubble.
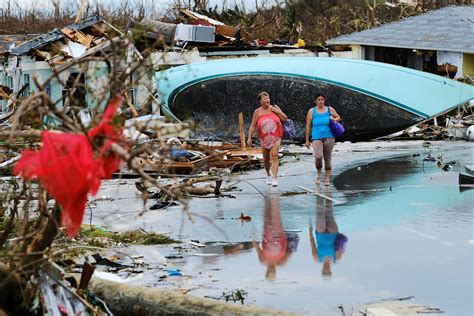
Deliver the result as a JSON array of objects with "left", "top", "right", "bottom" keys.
[
  {"left": 121, "top": 139, "right": 262, "bottom": 177},
  {"left": 381, "top": 102, "right": 474, "bottom": 141}
]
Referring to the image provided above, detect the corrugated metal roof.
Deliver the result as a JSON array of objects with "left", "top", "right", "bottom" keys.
[
  {"left": 326, "top": 6, "right": 474, "bottom": 53},
  {"left": 9, "top": 16, "right": 103, "bottom": 56}
]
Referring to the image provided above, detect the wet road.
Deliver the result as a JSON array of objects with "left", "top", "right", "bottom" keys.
[{"left": 91, "top": 141, "right": 474, "bottom": 315}]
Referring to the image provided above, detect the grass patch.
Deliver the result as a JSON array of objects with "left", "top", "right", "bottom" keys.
[{"left": 79, "top": 225, "right": 177, "bottom": 245}]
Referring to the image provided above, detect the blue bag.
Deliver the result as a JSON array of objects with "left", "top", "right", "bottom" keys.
[
  {"left": 282, "top": 119, "right": 296, "bottom": 140},
  {"left": 328, "top": 106, "right": 345, "bottom": 138}
]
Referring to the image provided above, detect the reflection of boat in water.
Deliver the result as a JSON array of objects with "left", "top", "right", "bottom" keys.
[
  {"left": 156, "top": 57, "right": 474, "bottom": 141},
  {"left": 459, "top": 172, "right": 474, "bottom": 184},
  {"left": 459, "top": 173, "right": 474, "bottom": 193}
]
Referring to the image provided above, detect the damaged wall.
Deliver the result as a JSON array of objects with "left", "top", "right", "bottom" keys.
[
  {"left": 463, "top": 53, "right": 474, "bottom": 78},
  {"left": 0, "top": 56, "right": 111, "bottom": 114},
  {"left": 338, "top": 44, "right": 472, "bottom": 79},
  {"left": 0, "top": 16, "right": 155, "bottom": 116}
]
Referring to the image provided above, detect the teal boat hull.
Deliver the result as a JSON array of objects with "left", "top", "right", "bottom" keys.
[{"left": 156, "top": 57, "right": 474, "bottom": 141}]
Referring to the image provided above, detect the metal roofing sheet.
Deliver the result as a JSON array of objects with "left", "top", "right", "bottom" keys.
[{"left": 9, "top": 15, "right": 103, "bottom": 55}]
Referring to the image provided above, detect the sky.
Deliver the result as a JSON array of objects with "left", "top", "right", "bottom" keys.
[{"left": 0, "top": 0, "right": 277, "bottom": 13}]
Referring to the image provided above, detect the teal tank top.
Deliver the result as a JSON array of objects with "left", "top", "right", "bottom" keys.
[{"left": 311, "top": 106, "right": 334, "bottom": 140}]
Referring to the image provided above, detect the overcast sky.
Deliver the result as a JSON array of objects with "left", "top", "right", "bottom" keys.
[{"left": 0, "top": 0, "right": 276, "bottom": 13}]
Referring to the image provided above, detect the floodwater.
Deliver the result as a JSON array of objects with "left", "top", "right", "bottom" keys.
[
  {"left": 161, "top": 152, "right": 474, "bottom": 315},
  {"left": 91, "top": 142, "right": 473, "bottom": 315}
]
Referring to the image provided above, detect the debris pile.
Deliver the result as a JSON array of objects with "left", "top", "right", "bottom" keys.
[
  {"left": 120, "top": 136, "right": 262, "bottom": 177},
  {"left": 383, "top": 102, "right": 474, "bottom": 141}
]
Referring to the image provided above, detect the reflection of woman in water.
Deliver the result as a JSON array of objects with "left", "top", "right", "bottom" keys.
[
  {"left": 253, "top": 193, "right": 294, "bottom": 281},
  {"left": 309, "top": 186, "right": 348, "bottom": 278}
]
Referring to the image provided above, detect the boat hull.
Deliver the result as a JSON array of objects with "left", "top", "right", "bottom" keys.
[
  {"left": 170, "top": 75, "right": 421, "bottom": 141},
  {"left": 157, "top": 57, "right": 474, "bottom": 141}
]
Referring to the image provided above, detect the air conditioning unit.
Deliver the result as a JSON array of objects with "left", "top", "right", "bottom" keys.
[{"left": 174, "top": 24, "right": 215, "bottom": 43}]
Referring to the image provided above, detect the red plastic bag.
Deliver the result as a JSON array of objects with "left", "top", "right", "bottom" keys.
[{"left": 14, "top": 97, "right": 124, "bottom": 236}]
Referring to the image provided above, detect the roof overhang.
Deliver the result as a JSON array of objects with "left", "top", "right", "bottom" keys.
[{"left": 326, "top": 41, "right": 474, "bottom": 54}]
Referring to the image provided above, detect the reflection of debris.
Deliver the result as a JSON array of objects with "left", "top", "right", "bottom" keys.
[
  {"left": 432, "top": 155, "right": 456, "bottom": 171},
  {"left": 423, "top": 153, "right": 436, "bottom": 162},
  {"left": 239, "top": 213, "right": 251, "bottom": 221}
]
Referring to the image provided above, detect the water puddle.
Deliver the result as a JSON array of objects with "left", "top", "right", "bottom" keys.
[
  {"left": 159, "top": 152, "right": 473, "bottom": 315},
  {"left": 109, "top": 150, "right": 473, "bottom": 315}
]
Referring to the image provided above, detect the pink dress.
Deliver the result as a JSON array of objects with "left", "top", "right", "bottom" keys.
[{"left": 257, "top": 113, "right": 283, "bottom": 149}]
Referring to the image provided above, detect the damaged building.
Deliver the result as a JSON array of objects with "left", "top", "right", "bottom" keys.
[
  {"left": 0, "top": 16, "right": 161, "bottom": 118},
  {"left": 0, "top": 9, "right": 318, "bottom": 118},
  {"left": 326, "top": 5, "right": 474, "bottom": 79}
]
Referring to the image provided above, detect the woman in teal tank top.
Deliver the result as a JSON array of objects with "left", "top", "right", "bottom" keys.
[{"left": 304, "top": 93, "right": 342, "bottom": 186}]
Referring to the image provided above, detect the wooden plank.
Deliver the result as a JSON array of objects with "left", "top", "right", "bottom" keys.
[
  {"left": 192, "top": 152, "right": 227, "bottom": 169},
  {"left": 208, "top": 161, "right": 250, "bottom": 168},
  {"left": 75, "top": 0, "right": 87, "bottom": 23},
  {"left": 60, "top": 28, "right": 93, "bottom": 48},
  {"left": 298, "top": 186, "right": 343, "bottom": 204},
  {"left": 238, "top": 112, "right": 246, "bottom": 150},
  {"left": 150, "top": 162, "right": 194, "bottom": 175},
  {"left": 227, "top": 147, "right": 262, "bottom": 156},
  {"left": 124, "top": 91, "right": 138, "bottom": 117},
  {"left": 54, "top": 38, "right": 114, "bottom": 73},
  {"left": 34, "top": 49, "right": 50, "bottom": 60}
]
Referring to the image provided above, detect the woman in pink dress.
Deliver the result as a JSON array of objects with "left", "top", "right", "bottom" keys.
[{"left": 247, "top": 91, "right": 288, "bottom": 187}]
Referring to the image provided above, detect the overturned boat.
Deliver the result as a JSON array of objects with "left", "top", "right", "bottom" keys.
[{"left": 156, "top": 57, "right": 474, "bottom": 141}]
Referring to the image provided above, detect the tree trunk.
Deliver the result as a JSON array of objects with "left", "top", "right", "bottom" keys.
[{"left": 89, "top": 278, "right": 295, "bottom": 316}]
